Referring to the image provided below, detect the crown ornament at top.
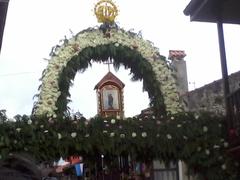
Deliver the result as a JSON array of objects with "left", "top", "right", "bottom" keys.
[{"left": 94, "top": 0, "right": 118, "bottom": 24}]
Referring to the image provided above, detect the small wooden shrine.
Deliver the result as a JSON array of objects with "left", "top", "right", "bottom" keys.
[{"left": 94, "top": 71, "right": 125, "bottom": 118}]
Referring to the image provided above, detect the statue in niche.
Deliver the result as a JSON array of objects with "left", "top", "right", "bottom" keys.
[
  {"left": 103, "top": 89, "right": 119, "bottom": 110},
  {"left": 108, "top": 93, "right": 113, "bottom": 109}
]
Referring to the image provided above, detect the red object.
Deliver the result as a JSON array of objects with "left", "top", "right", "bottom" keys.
[
  {"left": 168, "top": 50, "right": 186, "bottom": 60},
  {"left": 69, "top": 156, "right": 82, "bottom": 164},
  {"left": 229, "top": 128, "right": 238, "bottom": 140}
]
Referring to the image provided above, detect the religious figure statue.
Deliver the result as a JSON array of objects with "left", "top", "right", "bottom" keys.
[{"left": 108, "top": 93, "right": 113, "bottom": 109}]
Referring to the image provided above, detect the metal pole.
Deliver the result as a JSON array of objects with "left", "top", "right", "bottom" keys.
[
  {"left": 217, "top": 21, "right": 232, "bottom": 129},
  {"left": 101, "top": 154, "right": 105, "bottom": 180}
]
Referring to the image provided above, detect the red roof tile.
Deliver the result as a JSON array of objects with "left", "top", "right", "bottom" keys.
[{"left": 168, "top": 50, "right": 186, "bottom": 60}]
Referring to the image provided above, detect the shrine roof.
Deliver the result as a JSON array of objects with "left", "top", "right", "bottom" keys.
[{"left": 94, "top": 71, "right": 125, "bottom": 89}]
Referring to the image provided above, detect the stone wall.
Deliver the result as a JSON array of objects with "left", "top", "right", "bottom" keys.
[
  {"left": 171, "top": 58, "right": 189, "bottom": 96},
  {"left": 181, "top": 71, "right": 240, "bottom": 115}
]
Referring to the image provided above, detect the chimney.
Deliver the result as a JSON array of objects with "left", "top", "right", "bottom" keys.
[{"left": 168, "top": 50, "right": 188, "bottom": 95}]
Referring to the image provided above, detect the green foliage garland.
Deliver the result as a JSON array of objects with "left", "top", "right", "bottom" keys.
[
  {"left": 57, "top": 43, "right": 165, "bottom": 117},
  {"left": 33, "top": 27, "right": 182, "bottom": 117},
  {"left": 0, "top": 112, "right": 238, "bottom": 179},
  {"left": 13, "top": 25, "right": 237, "bottom": 180}
]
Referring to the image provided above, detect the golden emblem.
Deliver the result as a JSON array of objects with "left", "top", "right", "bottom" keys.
[{"left": 94, "top": 0, "right": 118, "bottom": 23}]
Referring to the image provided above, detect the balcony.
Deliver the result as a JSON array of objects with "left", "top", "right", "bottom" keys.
[{"left": 184, "top": 0, "right": 240, "bottom": 160}]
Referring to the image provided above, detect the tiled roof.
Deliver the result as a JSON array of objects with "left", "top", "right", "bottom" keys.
[
  {"left": 184, "top": 0, "right": 240, "bottom": 24},
  {"left": 94, "top": 71, "right": 125, "bottom": 89},
  {"left": 168, "top": 50, "right": 186, "bottom": 60}
]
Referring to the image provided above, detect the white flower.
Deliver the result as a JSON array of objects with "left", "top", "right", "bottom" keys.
[
  {"left": 44, "top": 130, "right": 48, "bottom": 133},
  {"left": 58, "top": 133, "right": 62, "bottom": 139},
  {"left": 156, "top": 120, "right": 161, "bottom": 125},
  {"left": 170, "top": 116, "right": 174, "bottom": 120},
  {"left": 40, "top": 125, "right": 44, "bottom": 129},
  {"left": 156, "top": 134, "right": 160, "bottom": 137},
  {"left": 177, "top": 124, "right": 182, "bottom": 128},
  {"left": 48, "top": 118, "right": 54, "bottom": 124},
  {"left": 203, "top": 126, "right": 208, "bottom": 132},
  {"left": 14, "top": 140, "right": 17, "bottom": 144},
  {"left": 27, "top": 120, "right": 32, "bottom": 125},
  {"left": 218, "top": 124, "right": 222, "bottom": 128},
  {"left": 85, "top": 134, "right": 90, "bottom": 137},
  {"left": 166, "top": 134, "right": 172, "bottom": 139},
  {"left": 16, "top": 128, "right": 21, "bottom": 132},
  {"left": 84, "top": 121, "right": 89, "bottom": 126},
  {"left": 194, "top": 114, "right": 199, "bottom": 119},
  {"left": 110, "top": 119, "right": 116, "bottom": 124},
  {"left": 221, "top": 164, "right": 226, "bottom": 170},
  {"left": 183, "top": 136, "right": 188, "bottom": 140},
  {"left": 110, "top": 132, "right": 115, "bottom": 137},
  {"left": 197, "top": 147, "right": 201, "bottom": 151},
  {"left": 132, "top": 132, "right": 137, "bottom": 138},
  {"left": 71, "top": 132, "right": 77, "bottom": 138},
  {"left": 213, "top": 145, "right": 220, "bottom": 149},
  {"left": 120, "top": 134, "right": 125, "bottom": 138},
  {"left": 152, "top": 116, "right": 156, "bottom": 119},
  {"left": 103, "top": 130, "right": 108, "bottom": 134},
  {"left": 224, "top": 142, "right": 229, "bottom": 148},
  {"left": 142, "top": 132, "right": 147, "bottom": 138},
  {"left": 205, "top": 149, "right": 210, "bottom": 155}
]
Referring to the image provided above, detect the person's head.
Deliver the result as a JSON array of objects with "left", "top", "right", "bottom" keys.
[{"left": 0, "top": 153, "right": 41, "bottom": 180}]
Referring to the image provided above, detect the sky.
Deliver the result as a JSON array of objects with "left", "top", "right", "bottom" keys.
[{"left": 0, "top": 0, "right": 240, "bottom": 119}]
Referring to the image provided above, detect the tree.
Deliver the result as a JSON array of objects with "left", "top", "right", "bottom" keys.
[{"left": 0, "top": 109, "right": 7, "bottom": 122}]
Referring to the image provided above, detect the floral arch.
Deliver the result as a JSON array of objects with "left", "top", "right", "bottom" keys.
[
  {"left": 0, "top": 0, "right": 238, "bottom": 177},
  {"left": 33, "top": 27, "right": 182, "bottom": 118},
  {"left": 0, "top": 26, "right": 237, "bottom": 180}
]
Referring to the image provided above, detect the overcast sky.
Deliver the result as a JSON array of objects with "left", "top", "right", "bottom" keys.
[{"left": 0, "top": 0, "right": 240, "bottom": 118}]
